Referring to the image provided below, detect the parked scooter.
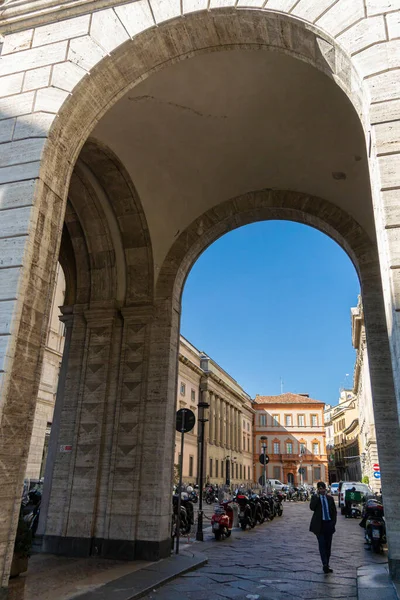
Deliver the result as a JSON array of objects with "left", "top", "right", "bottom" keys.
[
  {"left": 204, "top": 486, "right": 218, "bottom": 505},
  {"left": 22, "top": 488, "right": 42, "bottom": 536},
  {"left": 273, "top": 491, "right": 284, "bottom": 517},
  {"left": 249, "top": 493, "right": 264, "bottom": 525},
  {"left": 360, "top": 498, "right": 386, "bottom": 553},
  {"left": 211, "top": 500, "right": 234, "bottom": 540},
  {"left": 171, "top": 492, "right": 194, "bottom": 536},
  {"left": 236, "top": 493, "right": 255, "bottom": 530}
]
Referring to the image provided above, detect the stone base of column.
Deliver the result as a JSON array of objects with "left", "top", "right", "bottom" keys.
[
  {"left": 389, "top": 558, "right": 400, "bottom": 582},
  {"left": 42, "top": 535, "right": 171, "bottom": 561}
]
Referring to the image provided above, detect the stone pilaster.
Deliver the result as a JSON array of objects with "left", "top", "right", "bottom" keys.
[
  {"left": 209, "top": 391, "right": 214, "bottom": 444},
  {"left": 37, "top": 306, "right": 74, "bottom": 537}
]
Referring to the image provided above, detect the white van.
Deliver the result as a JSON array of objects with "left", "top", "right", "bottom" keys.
[
  {"left": 268, "top": 479, "right": 285, "bottom": 491},
  {"left": 338, "top": 481, "right": 373, "bottom": 514}
]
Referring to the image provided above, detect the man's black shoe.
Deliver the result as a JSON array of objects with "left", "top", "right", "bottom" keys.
[{"left": 323, "top": 566, "right": 333, "bottom": 574}]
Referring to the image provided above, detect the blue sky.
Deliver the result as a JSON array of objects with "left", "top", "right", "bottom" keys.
[{"left": 180, "top": 221, "right": 360, "bottom": 407}]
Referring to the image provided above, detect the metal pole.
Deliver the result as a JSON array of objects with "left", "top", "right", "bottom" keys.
[
  {"left": 196, "top": 413, "right": 205, "bottom": 541},
  {"left": 175, "top": 411, "right": 186, "bottom": 554},
  {"left": 263, "top": 445, "right": 267, "bottom": 492}
]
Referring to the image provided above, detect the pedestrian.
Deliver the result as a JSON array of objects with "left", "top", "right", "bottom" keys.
[{"left": 309, "top": 481, "right": 337, "bottom": 574}]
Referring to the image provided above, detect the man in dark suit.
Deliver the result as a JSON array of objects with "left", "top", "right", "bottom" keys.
[{"left": 310, "top": 481, "right": 337, "bottom": 573}]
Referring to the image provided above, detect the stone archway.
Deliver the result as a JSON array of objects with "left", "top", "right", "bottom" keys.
[
  {"left": 151, "top": 188, "right": 400, "bottom": 577},
  {"left": 0, "top": 4, "right": 400, "bottom": 587}
]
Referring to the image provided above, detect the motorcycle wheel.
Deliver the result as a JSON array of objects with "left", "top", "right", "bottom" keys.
[
  {"left": 193, "top": 497, "right": 198, "bottom": 503},
  {"left": 277, "top": 508, "right": 283, "bottom": 517},
  {"left": 226, "top": 530, "right": 232, "bottom": 538},
  {"left": 241, "top": 520, "right": 247, "bottom": 531},
  {"left": 205, "top": 497, "right": 212, "bottom": 505},
  {"left": 258, "top": 510, "right": 265, "bottom": 524},
  {"left": 250, "top": 517, "right": 255, "bottom": 529},
  {"left": 214, "top": 530, "right": 222, "bottom": 540},
  {"left": 372, "top": 540, "right": 381, "bottom": 553}
]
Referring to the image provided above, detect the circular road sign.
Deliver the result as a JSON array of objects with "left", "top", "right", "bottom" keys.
[
  {"left": 374, "top": 472, "right": 381, "bottom": 479},
  {"left": 373, "top": 464, "right": 380, "bottom": 471},
  {"left": 176, "top": 408, "right": 196, "bottom": 433},
  {"left": 259, "top": 453, "right": 270, "bottom": 465}
]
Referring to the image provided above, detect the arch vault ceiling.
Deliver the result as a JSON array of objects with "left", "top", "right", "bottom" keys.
[{"left": 91, "top": 48, "right": 373, "bottom": 275}]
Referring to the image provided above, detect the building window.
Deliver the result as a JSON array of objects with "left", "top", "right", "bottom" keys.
[
  {"left": 209, "top": 458, "right": 213, "bottom": 478},
  {"left": 314, "top": 467, "right": 321, "bottom": 480},
  {"left": 236, "top": 463, "right": 238, "bottom": 479},
  {"left": 240, "top": 464, "right": 242, "bottom": 479},
  {"left": 180, "top": 382, "right": 186, "bottom": 396},
  {"left": 300, "top": 442, "right": 306, "bottom": 454},
  {"left": 273, "top": 466, "right": 281, "bottom": 479},
  {"left": 191, "top": 389, "right": 196, "bottom": 401},
  {"left": 243, "top": 435, "right": 246, "bottom": 449},
  {"left": 260, "top": 414, "right": 266, "bottom": 426},
  {"left": 286, "top": 442, "right": 293, "bottom": 454},
  {"left": 298, "top": 414, "right": 305, "bottom": 427},
  {"left": 189, "top": 455, "right": 194, "bottom": 477},
  {"left": 215, "top": 460, "right": 219, "bottom": 478},
  {"left": 247, "top": 437, "right": 250, "bottom": 452},
  {"left": 273, "top": 442, "right": 280, "bottom": 454},
  {"left": 311, "top": 414, "right": 318, "bottom": 426},
  {"left": 313, "top": 442, "right": 319, "bottom": 455},
  {"left": 285, "top": 414, "right": 292, "bottom": 427},
  {"left": 243, "top": 420, "right": 245, "bottom": 429},
  {"left": 273, "top": 414, "right": 279, "bottom": 426},
  {"left": 248, "top": 466, "right": 251, "bottom": 481},
  {"left": 247, "top": 422, "right": 250, "bottom": 432}
]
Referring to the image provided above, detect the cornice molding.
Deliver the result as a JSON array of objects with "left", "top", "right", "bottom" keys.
[{"left": 0, "top": 0, "right": 132, "bottom": 34}]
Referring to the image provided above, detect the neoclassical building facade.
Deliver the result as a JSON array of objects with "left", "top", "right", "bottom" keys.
[
  {"left": 1, "top": 0, "right": 400, "bottom": 589},
  {"left": 253, "top": 393, "right": 328, "bottom": 487},
  {"left": 352, "top": 299, "right": 381, "bottom": 492},
  {"left": 176, "top": 338, "right": 254, "bottom": 487}
]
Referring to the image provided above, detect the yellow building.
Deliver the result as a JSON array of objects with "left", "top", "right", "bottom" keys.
[
  {"left": 253, "top": 393, "right": 328, "bottom": 487},
  {"left": 175, "top": 337, "right": 254, "bottom": 487}
]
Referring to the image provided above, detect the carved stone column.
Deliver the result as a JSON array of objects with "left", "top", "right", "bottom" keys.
[
  {"left": 226, "top": 403, "right": 231, "bottom": 449},
  {"left": 209, "top": 391, "right": 214, "bottom": 444},
  {"left": 214, "top": 395, "right": 220, "bottom": 445}
]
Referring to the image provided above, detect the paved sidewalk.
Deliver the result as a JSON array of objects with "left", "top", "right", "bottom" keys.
[{"left": 141, "top": 501, "right": 392, "bottom": 600}]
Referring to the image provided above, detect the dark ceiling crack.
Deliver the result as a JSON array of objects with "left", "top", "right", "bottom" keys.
[{"left": 128, "top": 95, "right": 228, "bottom": 119}]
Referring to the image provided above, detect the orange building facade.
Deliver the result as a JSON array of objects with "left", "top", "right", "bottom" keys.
[{"left": 253, "top": 393, "right": 328, "bottom": 487}]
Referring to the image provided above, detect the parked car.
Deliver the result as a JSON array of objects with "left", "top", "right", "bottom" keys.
[
  {"left": 268, "top": 479, "right": 285, "bottom": 491},
  {"left": 338, "top": 482, "right": 373, "bottom": 514},
  {"left": 330, "top": 483, "right": 339, "bottom": 496}
]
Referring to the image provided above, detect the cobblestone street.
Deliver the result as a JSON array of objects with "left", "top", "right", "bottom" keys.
[{"left": 145, "top": 501, "right": 388, "bottom": 600}]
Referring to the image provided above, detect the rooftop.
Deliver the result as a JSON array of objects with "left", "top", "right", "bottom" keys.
[{"left": 253, "top": 392, "right": 325, "bottom": 405}]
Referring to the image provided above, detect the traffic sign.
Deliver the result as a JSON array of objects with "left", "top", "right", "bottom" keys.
[
  {"left": 176, "top": 408, "right": 196, "bottom": 433},
  {"left": 374, "top": 472, "right": 381, "bottom": 479},
  {"left": 298, "top": 467, "right": 305, "bottom": 475},
  {"left": 373, "top": 464, "right": 380, "bottom": 471},
  {"left": 259, "top": 453, "right": 270, "bottom": 465}
]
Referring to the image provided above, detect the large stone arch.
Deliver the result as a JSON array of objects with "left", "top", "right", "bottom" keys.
[
  {"left": 0, "top": 3, "right": 400, "bottom": 587},
  {"left": 149, "top": 189, "right": 400, "bottom": 577}
]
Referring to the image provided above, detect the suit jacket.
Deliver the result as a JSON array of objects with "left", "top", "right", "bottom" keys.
[{"left": 309, "top": 493, "right": 337, "bottom": 536}]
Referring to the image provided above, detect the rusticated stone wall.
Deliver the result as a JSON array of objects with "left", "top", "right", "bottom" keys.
[{"left": 1, "top": 1, "right": 400, "bottom": 588}]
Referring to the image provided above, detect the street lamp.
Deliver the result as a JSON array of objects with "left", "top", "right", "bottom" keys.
[
  {"left": 260, "top": 436, "right": 268, "bottom": 492},
  {"left": 196, "top": 398, "right": 209, "bottom": 542}
]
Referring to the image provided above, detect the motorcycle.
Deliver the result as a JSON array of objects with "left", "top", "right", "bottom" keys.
[
  {"left": 236, "top": 493, "right": 255, "bottom": 530},
  {"left": 360, "top": 498, "right": 386, "bottom": 553},
  {"left": 249, "top": 493, "right": 264, "bottom": 525},
  {"left": 259, "top": 494, "right": 272, "bottom": 521},
  {"left": 188, "top": 489, "right": 198, "bottom": 503},
  {"left": 211, "top": 500, "right": 234, "bottom": 540},
  {"left": 273, "top": 491, "right": 284, "bottom": 516},
  {"left": 204, "top": 486, "right": 218, "bottom": 505},
  {"left": 171, "top": 492, "right": 194, "bottom": 537},
  {"left": 22, "top": 488, "right": 42, "bottom": 536}
]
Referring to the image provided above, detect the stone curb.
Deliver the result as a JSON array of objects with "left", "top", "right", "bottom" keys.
[
  {"left": 357, "top": 564, "right": 399, "bottom": 600},
  {"left": 69, "top": 550, "right": 208, "bottom": 600}
]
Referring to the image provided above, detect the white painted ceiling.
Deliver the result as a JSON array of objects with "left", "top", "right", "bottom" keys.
[{"left": 92, "top": 48, "right": 373, "bottom": 273}]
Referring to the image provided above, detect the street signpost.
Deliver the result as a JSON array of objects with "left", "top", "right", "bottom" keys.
[
  {"left": 259, "top": 443, "right": 269, "bottom": 493},
  {"left": 373, "top": 463, "right": 381, "bottom": 480},
  {"left": 175, "top": 408, "right": 195, "bottom": 554}
]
